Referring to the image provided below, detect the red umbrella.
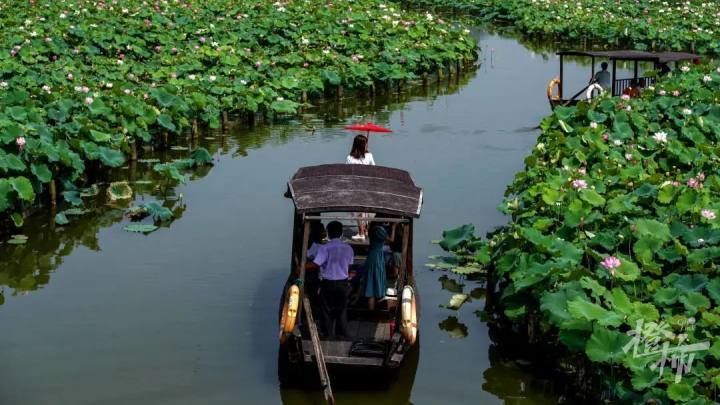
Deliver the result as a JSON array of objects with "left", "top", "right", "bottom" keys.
[
  {"left": 344, "top": 123, "right": 392, "bottom": 146},
  {"left": 344, "top": 122, "right": 392, "bottom": 134}
]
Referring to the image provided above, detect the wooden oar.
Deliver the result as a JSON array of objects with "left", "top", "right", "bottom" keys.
[{"left": 303, "top": 297, "right": 335, "bottom": 405}]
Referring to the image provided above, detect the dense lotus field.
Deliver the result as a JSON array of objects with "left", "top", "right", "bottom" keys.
[
  {"left": 437, "top": 64, "right": 720, "bottom": 402},
  {"left": 0, "top": 0, "right": 475, "bottom": 229},
  {"left": 411, "top": 0, "right": 720, "bottom": 54}
]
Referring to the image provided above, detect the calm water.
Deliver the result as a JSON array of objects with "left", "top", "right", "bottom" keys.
[{"left": 0, "top": 30, "right": 636, "bottom": 404}]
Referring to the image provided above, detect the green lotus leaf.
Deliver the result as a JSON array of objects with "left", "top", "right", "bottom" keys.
[
  {"left": 63, "top": 190, "right": 83, "bottom": 206},
  {"left": 653, "top": 287, "right": 679, "bottom": 306},
  {"left": 630, "top": 367, "right": 659, "bottom": 391},
  {"left": 441, "top": 294, "right": 469, "bottom": 310},
  {"left": 567, "top": 297, "right": 623, "bottom": 327},
  {"left": 123, "top": 224, "right": 159, "bottom": 234},
  {"left": 89, "top": 130, "right": 112, "bottom": 143},
  {"left": 107, "top": 181, "right": 133, "bottom": 201},
  {"left": 10, "top": 212, "right": 23, "bottom": 227},
  {"left": 10, "top": 176, "right": 34, "bottom": 201},
  {"left": 0, "top": 179, "right": 12, "bottom": 212},
  {"left": 54, "top": 212, "right": 69, "bottom": 225},
  {"left": 157, "top": 114, "right": 177, "bottom": 132},
  {"left": 30, "top": 163, "right": 52, "bottom": 183},
  {"left": 667, "top": 383, "right": 694, "bottom": 402},
  {"left": 439, "top": 224, "right": 475, "bottom": 251},
  {"left": 679, "top": 292, "right": 711, "bottom": 314},
  {"left": 673, "top": 274, "right": 709, "bottom": 293},
  {"left": 585, "top": 327, "right": 631, "bottom": 363},
  {"left": 142, "top": 202, "right": 173, "bottom": 222},
  {"left": 451, "top": 266, "right": 483, "bottom": 275},
  {"left": 99, "top": 147, "right": 125, "bottom": 167},
  {"left": 79, "top": 184, "right": 99, "bottom": 198},
  {"left": 635, "top": 219, "right": 671, "bottom": 242},
  {"left": 579, "top": 189, "right": 605, "bottom": 207},
  {"left": 190, "top": 148, "right": 213, "bottom": 166}
]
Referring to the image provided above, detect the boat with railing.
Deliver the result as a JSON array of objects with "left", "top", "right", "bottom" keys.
[{"left": 547, "top": 50, "right": 700, "bottom": 110}]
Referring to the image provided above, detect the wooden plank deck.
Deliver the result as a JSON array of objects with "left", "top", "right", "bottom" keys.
[{"left": 302, "top": 320, "right": 392, "bottom": 367}]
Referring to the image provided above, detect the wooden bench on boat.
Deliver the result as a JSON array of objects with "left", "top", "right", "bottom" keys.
[{"left": 278, "top": 164, "right": 423, "bottom": 400}]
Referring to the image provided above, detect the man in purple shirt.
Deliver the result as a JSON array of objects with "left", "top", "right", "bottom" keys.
[{"left": 306, "top": 221, "right": 354, "bottom": 338}]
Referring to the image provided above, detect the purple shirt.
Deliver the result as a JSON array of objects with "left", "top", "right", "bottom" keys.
[{"left": 313, "top": 238, "right": 354, "bottom": 281}]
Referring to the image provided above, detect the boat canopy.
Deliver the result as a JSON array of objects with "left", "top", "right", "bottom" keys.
[
  {"left": 286, "top": 164, "right": 423, "bottom": 217},
  {"left": 556, "top": 50, "right": 700, "bottom": 64}
]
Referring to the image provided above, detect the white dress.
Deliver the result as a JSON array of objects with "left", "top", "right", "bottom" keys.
[{"left": 346, "top": 153, "right": 375, "bottom": 165}]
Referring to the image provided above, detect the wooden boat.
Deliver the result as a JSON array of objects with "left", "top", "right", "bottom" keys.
[
  {"left": 548, "top": 50, "right": 700, "bottom": 110},
  {"left": 278, "top": 164, "right": 423, "bottom": 400}
]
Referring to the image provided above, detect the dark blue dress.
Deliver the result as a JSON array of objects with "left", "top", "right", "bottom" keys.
[{"left": 364, "top": 226, "right": 387, "bottom": 298}]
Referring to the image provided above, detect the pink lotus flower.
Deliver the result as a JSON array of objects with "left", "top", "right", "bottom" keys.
[
  {"left": 303, "top": 62, "right": 309, "bottom": 68},
  {"left": 16, "top": 136, "right": 26, "bottom": 150},
  {"left": 590, "top": 122, "right": 598, "bottom": 129},
  {"left": 255, "top": 61, "right": 262, "bottom": 67},
  {"left": 199, "top": 36, "right": 206, "bottom": 43},
  {"left": 84, "top": 97, "right": 94, "bottom": 105},
  {"left": 659, "top": 90, "right": 666, "bottom": 96},
  {"left": 672, "top": 90, "right": 680, "bottom": 97},
  {"left": 601, "top": 256, "right": 621, "bottom": 276},
  {"left": 698, "top": 172, "right": 705, "bottom": 181},
  {"left": 687, "top": 178, "right": 701, "bottom": 189},
  {"left": 702, "top": 210, "right": 716, "bottom": 220},
  {"left": 67, "top": 73, "right": 73, "bottom": 80},
  {"left": 621, "top": 94, "right": 631, "bottom": 101},
  {"left": 602, "top": 134, "right": 609, "bottom": 142},
  {"left": 572, "top": 179, "right": 588, "bottom": 190}
]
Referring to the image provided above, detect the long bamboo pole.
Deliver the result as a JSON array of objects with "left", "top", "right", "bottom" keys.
[{"left": 303, "top": 297, "right": 335, "bottom": 405}]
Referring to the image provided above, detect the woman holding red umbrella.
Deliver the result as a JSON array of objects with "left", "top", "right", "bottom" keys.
[
  {"left": 346, "top": 134, "right": 375, "bottom": 166},
  {"left": 346, "top": 134, "right": 374, "bottom": 240}
]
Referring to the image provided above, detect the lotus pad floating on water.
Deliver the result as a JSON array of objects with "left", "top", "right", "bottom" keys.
[
  {"left": 123, "top": 224, "right": 159, "bottom": 234},
  {"left": 107, "top": 182, "right": 133, "bottom": 201}
]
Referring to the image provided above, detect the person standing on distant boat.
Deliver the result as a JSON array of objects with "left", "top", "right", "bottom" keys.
[
  {"left": 594, "top": 62, "right": 612, "bottom": 91},
  {"left": 346, "top": 134, "right": 374, "bottom": 240}
]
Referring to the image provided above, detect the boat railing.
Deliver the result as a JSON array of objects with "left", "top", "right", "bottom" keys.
[{"left": 613, "top": 76, "right": 657, "bottom": 96}]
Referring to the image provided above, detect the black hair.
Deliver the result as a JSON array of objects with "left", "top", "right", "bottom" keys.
[
  {"left": 350, "top": 134, "right": 368, "bottom": 159},
  {"left": 601, "top": 62, "right": 608, "bottom": 70},
  {"left": 309, "top": 220, "right": 326, "bottom": 244},
  {"left": 326, "top": 221, "right": 343, "bottom": 239}
]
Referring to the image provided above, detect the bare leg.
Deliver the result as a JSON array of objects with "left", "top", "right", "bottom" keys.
[{"left": 368, "top": 297, "right": 376, "bottom": 311}]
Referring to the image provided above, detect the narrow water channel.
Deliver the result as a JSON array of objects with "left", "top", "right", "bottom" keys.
[{"left": 0, "top": 29, "right": 636, "bottom": 404}]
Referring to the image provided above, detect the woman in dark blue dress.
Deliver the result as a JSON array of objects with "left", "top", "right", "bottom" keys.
[{"left": 364, "top": 223, "right": 396, "bottom": 310}]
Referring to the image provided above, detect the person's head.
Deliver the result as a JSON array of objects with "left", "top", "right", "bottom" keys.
[
  {"left": 326, "top": 221, "right": 343, "bottom": 239},
  {"left": 630, "top": 78, "right": 639, "bottom": 87},
  {"left": 350, "top": 134, "right": 369, "bottom": 159},
  {"left": 601, "top": 62, "right": 608, "bottom": 71},
  {"left": 309, "top": 220, "right": 326, "bottom": 243}
]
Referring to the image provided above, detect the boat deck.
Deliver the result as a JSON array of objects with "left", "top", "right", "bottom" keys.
[{"left": 302, "top": 320, "right": 392, "bottom": 367}]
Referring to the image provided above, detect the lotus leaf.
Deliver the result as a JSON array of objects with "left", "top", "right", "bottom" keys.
[
  {"left": 107, "top": 182, "right": 133, "bottom": 201},
  {"left": 123, "top": 224, "right": 159, "bottom": 234}
]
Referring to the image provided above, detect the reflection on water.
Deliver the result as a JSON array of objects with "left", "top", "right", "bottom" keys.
[
  {"left": 439, "top": 316, "right": 469, "bottom": 339},
  {"left": 280, "top": 345, "right": 420, "bottom": 405}
]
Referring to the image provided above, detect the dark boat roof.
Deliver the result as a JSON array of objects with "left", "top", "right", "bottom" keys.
[
  {"left": 287, "top": 164, "right": 423, "bottom": 217},
  {"left": 557, "top": 50, "right": 700, "bottom": 63}
]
